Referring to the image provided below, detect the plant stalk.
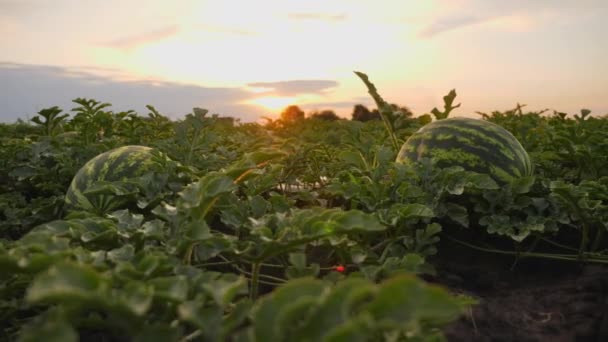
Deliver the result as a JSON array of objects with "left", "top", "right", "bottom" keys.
[{"left": 250, "top": 262, "right": 261, "bottom": 300}]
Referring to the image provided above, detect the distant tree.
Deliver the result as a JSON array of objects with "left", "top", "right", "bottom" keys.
[
  {"left": 388, "top": 103, "right": 413, "bottom": 118},
  {"left": 351, "top": 104, "right": 380, "bottom": 122},
  {"left": 280, "top": 105, "right": 305, "bottom": 122},
  {"left": 211, "top": 113, "right": 237, "bottom": 127},
  {"left": 383, "top": 104, "right": 416, "bottom": 131},
  {"left": 309, "top": 109, "right": 340, "bottom": 121}
]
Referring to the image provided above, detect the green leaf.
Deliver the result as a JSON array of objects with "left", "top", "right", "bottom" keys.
[
  {"left": 298, "top": 278, "right": 374, "bottom": 340},
  {"left": 288, "top": 252, "right": 307, "bottom": 269},
  {"left": 221, "top": 299, "right": 253, "bottom": 338},
  {"left": 393, "top": 203, "right": 434, "bottom": 220},
  {"left": 194, "top": 235, "right": 234, "bottom": 261},
  {"left": 183, "top": 218, "right": 211, "bottom": 241},
  {"left": 9, "top": 166, "right": 38, "bottom": 180},
  {"left": 26, "top": 262, "right": 106, "bottom": 304},
  {"left": 202, "top": 275, "right": 248, "bottom": 308},
  {"left": 133, "top": 324, "right": 181, "bottom": 342},
  {"left": 179, "top": 173, "right": 237, "bottom": 219},
  {"left": 250, "top": 195, "right": 269, "bottom": 217},
  {"left": 107, "top": 244, "right": 135, "bottom": 263},
  {"left": 322, "top": 316, "right": 372, "bottom": 342},
  {"left": 141, "top": 219, "right": 167, "bottom": 239},
  {"left": 108, "top": 209, "right": 144, "bottom": 237},
  {"left": 19, "top": 230, "right": 71, "bottom": 252},
  {"left": 365, "top": 275, "right": 465, "bottom": 327},
  {"left": 350, "top": 247, "right": 368, "bottom": 264},
  {"left": 224, "top": 149, "right": 286, "bottom": 179},
  {"left": 178, "top": 302, "right": 222, "bottom": 340},
  {"left": 318, "top": 209, "right": 385, "bottom": 233},
  {"left": 339, "top": 150, "right": 366, "bottom": 169},
  {"left": 463, "top": 173, "right": 499, "bottom": 190},
  {"left": 446, "top": 203, "right": 469, "bottom": 227},
  {"left": 115, "top": 281, "right": 154, "bottom": 316},
  {"left": 252, "top": 277, "right": 325, "bottom": 341},
  {"left": 149, "top": 276, "right": 189, "bottom": 302},
  {"left": 18, "top": 317, "right": 78, "bottom": 342}
]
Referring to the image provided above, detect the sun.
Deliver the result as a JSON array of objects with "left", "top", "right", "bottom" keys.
[{"left": 249, "top": 96, "right": 297, "bottom": 111}]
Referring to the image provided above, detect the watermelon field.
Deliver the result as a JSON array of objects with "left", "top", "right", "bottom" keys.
[{"left": 2, "top": 73, "right": 608, "bottom": 341}]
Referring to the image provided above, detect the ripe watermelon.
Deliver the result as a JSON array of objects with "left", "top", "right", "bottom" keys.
[
  {"left": 65, "top": 145, "right": 157, "bottom": 211},
  {"left": 396, "top": 118, "right": 532, "bottom": 183}
]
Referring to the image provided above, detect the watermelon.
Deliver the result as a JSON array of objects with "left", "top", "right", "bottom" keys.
[
  {"left": 396, "top": 118, "right": 532, "bottom": 183},
  {"left": 65, "top": 145, "right": 157, "bottom": 211}
]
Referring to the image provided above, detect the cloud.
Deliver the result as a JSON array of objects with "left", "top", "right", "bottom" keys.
[
  {"left": 0, "top": 0, "right": 37, "bottom": 13},
  {"left": 247, "top": 80, "right": 339, "bottom": 96},
  {"left": 102, "top": 25, "right": 179, "bottom": 50},
  {"left": 419, "top": 15, "right": 489, "bottom": 38},
  {"left": 0, "top": 0, "right": 40, "bottom": 29},
  {"left": 287, "top": 12, "right": 347, "bottom": 22},
  {"left": 418, "top": 0, "right": 603, "bottom": 38},
  {"left": 0, "top": 62, "right": 269, "bottom": 122}
]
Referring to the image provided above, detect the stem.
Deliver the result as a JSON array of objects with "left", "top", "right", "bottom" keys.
[
  {"left": 371, "top": 235, "right": 402, "bottom": 252},
  {"left": 216, "top": 255, "right": 286, "bottom": 284},
  {"left": 539, "top": 237, "right": 579, "bottom": 252},
  {"left": 186, "top": 127, "right": 202, "bottom": 165},
  {"left": 579, "top": 222, "right": 590, "bottom": 259},
  {"left": 446, "top": 235, "right": 608, "bottom": 264},
  {"left": 196, "top": 261, "right": 234, "bottom": 267},
  {"left": 591, "top": 227, "right": 604, "bottom": 252},
  {"left": 354, "top": 71, "right": 400, "bottom": 152},
  {"left": 468, "top": 307, "right": 478, "bottom": 335},
  {"left": 184, "top": 243, "right": 195, "bottom": 265},
  {"left": 510, "top": 242, "right": 522, "bottom": 270},
  {"left": 526, "top": 235, "right": 541, "bottom": 254},
  {"left": 245, "top": 271, "right": 285, "bottom": 284},
  {"left": 260, "top": 262, "right": 286, "bottom": 268},
  {"left": 180, "top": 330, "right": 202, "bottom": 342},
  {"left": 256, "top": 233, "right": 332, "bottom": 261},
  {"left": 250, "top": 262, "right": 261, "bottom": 300}
]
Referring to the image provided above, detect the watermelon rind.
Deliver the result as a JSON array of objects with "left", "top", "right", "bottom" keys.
[
  {"left": 65, "top": 145, "right": 156, "bottom": 211},
  {"left": 396, "top": 118, "right": 532, "bottom": 183}
]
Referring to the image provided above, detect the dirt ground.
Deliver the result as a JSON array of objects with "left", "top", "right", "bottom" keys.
[{"left": 430, "top": 238, "right": 608, "bottom": 342}]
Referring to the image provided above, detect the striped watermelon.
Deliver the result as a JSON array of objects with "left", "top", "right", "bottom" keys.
[
  {"left": 396, "top": 118, "right": 532, "bottom": 183},
  {"left": 65, "top": 145, "right": 157, "bottom": 212}
]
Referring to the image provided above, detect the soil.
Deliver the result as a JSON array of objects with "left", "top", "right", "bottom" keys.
[{"left": 430, "top": 237, "right": 608, "bottom": 342}]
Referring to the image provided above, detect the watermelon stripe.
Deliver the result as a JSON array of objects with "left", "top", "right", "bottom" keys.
[
  {"left": 448, "top": 120, "right": 531, "bottom": 174},
  {"left": 413, "top": 138, "right": 523, "bottom": 180},
  {"left": 427, "top": 122, "right": 514, "bottom": 156},
  {"left": 65, "top": 145, "right": 155, "bottom": 212},
  {"left": 396, "top": 118, "right": 532, "bottom": 184},
  {"left": 420, "top": 127, "right": 519, "bottom": 169}
]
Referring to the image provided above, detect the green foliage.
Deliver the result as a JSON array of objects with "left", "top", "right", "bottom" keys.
[
  {"left": 246, "top": 275, "right": 467, "bottom": 341},
  {"left": 430, "top": 89, "right": 461, "bottom": 120},
  {"left": 396, "top": 118, "right": 533, "bottom": 185},
  {"left": 30, "top": 107, "right": 69, "bottom": 137},
  {"left": 2, "top": 78, "right": 608, "bottom": 340}
]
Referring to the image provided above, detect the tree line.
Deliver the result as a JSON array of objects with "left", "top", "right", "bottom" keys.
[{"left": 279, "top": 103, "right": 414, "bottom": 122}]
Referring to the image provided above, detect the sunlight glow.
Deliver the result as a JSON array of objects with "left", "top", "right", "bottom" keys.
[
  {"left": 248, "top": 96, "right": 297, "bottom": 111},
  {"left": 3, "top": 0, "right": 605, "bottom": 120}
]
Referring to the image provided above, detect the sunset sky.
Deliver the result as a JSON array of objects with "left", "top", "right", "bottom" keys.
[{"left": 1, "top": 0, "right": 606, "bottom": 122}]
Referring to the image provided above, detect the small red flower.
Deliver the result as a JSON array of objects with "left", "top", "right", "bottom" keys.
[{"left": 335, "top": 265, "right": 346, "bottom": 273}]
